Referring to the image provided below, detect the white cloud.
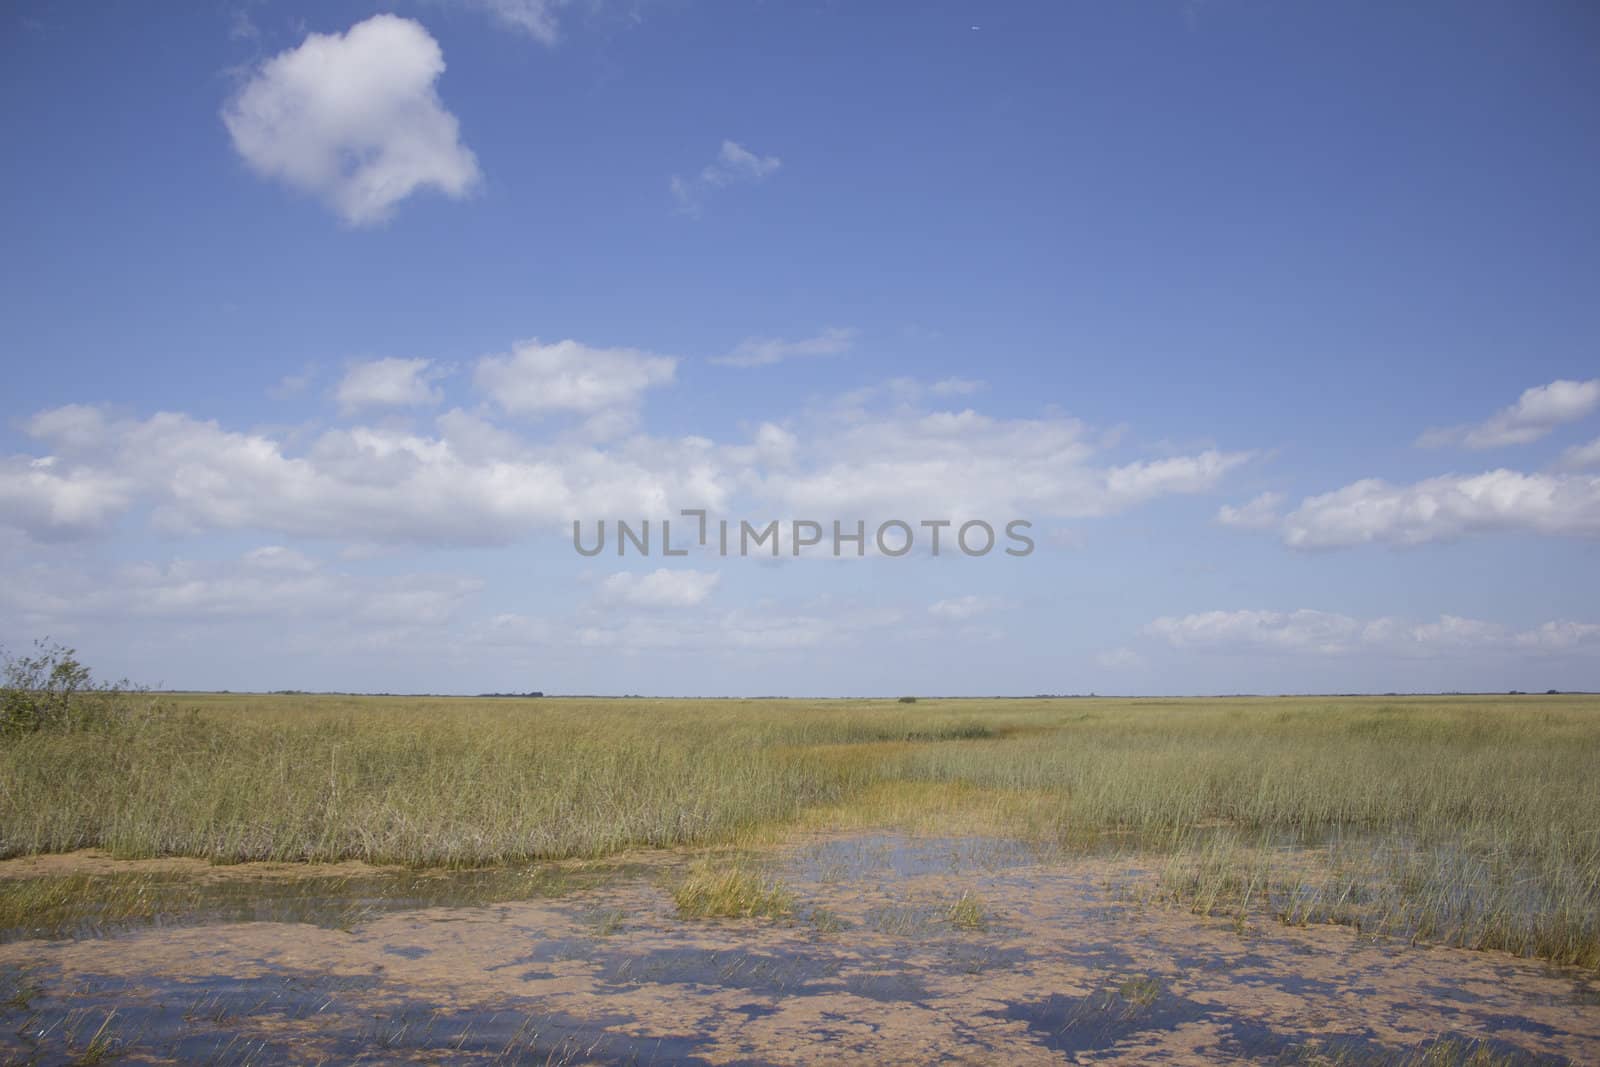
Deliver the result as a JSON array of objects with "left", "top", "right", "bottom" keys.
[
  {"left": 5, "top": 406, "right": 733, "bottom": 546},
  {"left": 1104, "top": 451, "right": 1249, "bottom": 502},
  {"left": 930, "top": 377, "right": 985, "bottom": 396},
  {"left": 0, "top": 548, "right": 480, "bottom": 629},
  {"left": 270, "top": 365, "right": 318, "bottom": 399},
  {"left": 764, "top": 394, "right": 1251, "bottom": 524},
  {"left": 597, "top": 568, "right": 720, "bottom": 608},
  {"left": 1419, "top": 378, "right": 1600, "bottom": 449},
  {"left": 1147, "top": 609, "right": 1369, "bottom": 655},
  {"left": 928, "top": 594, "right": 1005, "bottom": 622},
  {"left": 242, "top": 545, "right": 319, "bottom": 572},
  {"left": 716, "top": 141, "right": 781, "bottom": 180},
  {"left": 474, "top": 338, "right": 677, "bottom": 430},
  {"left": 472, "top": 612, "right": 554, "bottom": 647},
  {"left": 466, "top": 0, "right": 563, "bottom": 45},
  {"left": 1559, "top": 436, "right": 1600, "bottom": 471},
  {"left": 21, "top": 404, "right": 114, "bottom": 451},
  {"left": 222, "top": 15, "right": 480, "bottom": 226},
  {"left": 574, "top": 603, "right": 903, "bottom": 653},
  {"left": 718, "top": 422, "right": 799, "bottom": 470},
  {"left": 228, "top": 4, "right": 261, "bottom": 42},
  {"left": 1145, "top": 608, "right": 1600, "bottom": 658},
  {"left": 1513, "top": 620, "right": 1600, "bottom": 651},
  {"left": 1279, "top": 470, "right": 1600, "bottom": 549},
  {"left": 1096, "top": 647, "right": 1143, "bottom": 669},
  {"left": 711, "top": 327, "right": 855, "bottom": 368},
  {"left": 336, "top": 357, "right": 445, "bottom": 414},
  {"left": 670, "top": 140, "right": 781, "bottom": 215},
  {"left": 1216, "top": 491, "right": 1285, "bottom": 530},
  {"left": 1, "top": 374, "right": 1249, "bottom": 551},
  {"left": 0, "top": 455, "right": 136, "bottom": 541}
]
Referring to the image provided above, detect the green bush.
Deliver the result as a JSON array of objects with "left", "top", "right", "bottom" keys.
[{"left": 1, "top": 640, "right": 157, "bottom": 736}]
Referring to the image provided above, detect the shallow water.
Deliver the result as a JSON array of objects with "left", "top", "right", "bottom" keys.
[{"left": 1, "top": 833, "right": 1596, "bottom": 1064}]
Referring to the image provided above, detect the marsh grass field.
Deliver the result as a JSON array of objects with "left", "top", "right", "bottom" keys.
[
  {"left": 2, "top": 691, "right": 1599, "bottom": 1063},
  {"left": 3, "top": 692, "right": 1598, "bottom": 966}
]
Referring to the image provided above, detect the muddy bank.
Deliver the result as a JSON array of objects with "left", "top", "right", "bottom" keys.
[{"left": 1, "top": 834, "right": 1595, "bottom": 1064}]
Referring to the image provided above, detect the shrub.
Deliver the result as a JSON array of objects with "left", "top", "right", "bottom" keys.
[{"left": 1, "top": 640, "right": 157, "bottom": 736}]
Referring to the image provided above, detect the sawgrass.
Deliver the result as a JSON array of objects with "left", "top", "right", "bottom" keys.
[
  {"left": 671, "top": 860, "right": 793, "bottom": 920},
  {"left": 1, "top": 692, "right": 1596, "bottom": 966}
]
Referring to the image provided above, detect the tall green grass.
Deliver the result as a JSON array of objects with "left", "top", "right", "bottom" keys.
[
  {"left": 1, "top": 693, "right": 1596, "bottom": 966},
  {"left": 0, "top": 696, "right": 990, "bottom": 865}
]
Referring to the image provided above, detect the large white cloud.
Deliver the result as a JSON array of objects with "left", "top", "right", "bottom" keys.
[
  {"left": 1419, "top": 378, "right": 1600, "bottom": 449},
  {"left": 2, "top": 372, "right": 1250, "bottom": 549},
  {"left": 1279, "top": 469, "right": 1600, "bottom": 548},
  {"left": 8, "top": 406, "right": 733, "bottom": 546},
  {"left": 223, "top": 15, "right": 481, "bottom": 226}
]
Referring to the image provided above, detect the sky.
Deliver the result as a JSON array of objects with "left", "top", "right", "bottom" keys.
[{"left": 1, "top": 0, "right": 1597, "bottom": 696}]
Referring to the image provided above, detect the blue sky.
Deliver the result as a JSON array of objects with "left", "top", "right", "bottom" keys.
[{"left": 2, "top": 0, "right": 1597, "bottom": 695}]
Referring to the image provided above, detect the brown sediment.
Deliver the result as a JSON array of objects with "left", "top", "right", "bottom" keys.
[{"left": 0, "top": 832, "right": 1595, "bottom": 1065}]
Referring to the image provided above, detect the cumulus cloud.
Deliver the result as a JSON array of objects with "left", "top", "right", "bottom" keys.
[
  {"left": 0, "top": 455, "right": 136, "bottom": 541},
  {"left": 474, "top": 339, "right": 677, "bottom": 433},
  {"left": 1, "top": 372, "right": 1249, "bottom": 550},
  {"left": 336, "top": 357, "right": 445, "bottom": 414},
  {"left": 763, "top": 394, "right": 1252, "bottom": 525},
  {"left": 1216, "top": 491, "right": 1285, "bottom": 530},
  {"left": 4, "top": 406, "right": 734, "bottom": 546},
  {"left": 1419, "top": 378, "right": 1600, "bottom": 449},
  {"left": 1279, "top": 470, "right": 1600, "bottom": 549},
  {"left": 670, "top": 140, "right": 781, "bottom": 215},
  {"left": 711, "top": 328, "right": 855, "bottom": 369},
  {"left": 222, "top": 15, "right": 481, "bottom": 226},
  {"left": 1145, "top": 608, "right": 1600, "bottom": 659},
  {"left": 597, "top": 569, "right": 720, "bottom": 608}
]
